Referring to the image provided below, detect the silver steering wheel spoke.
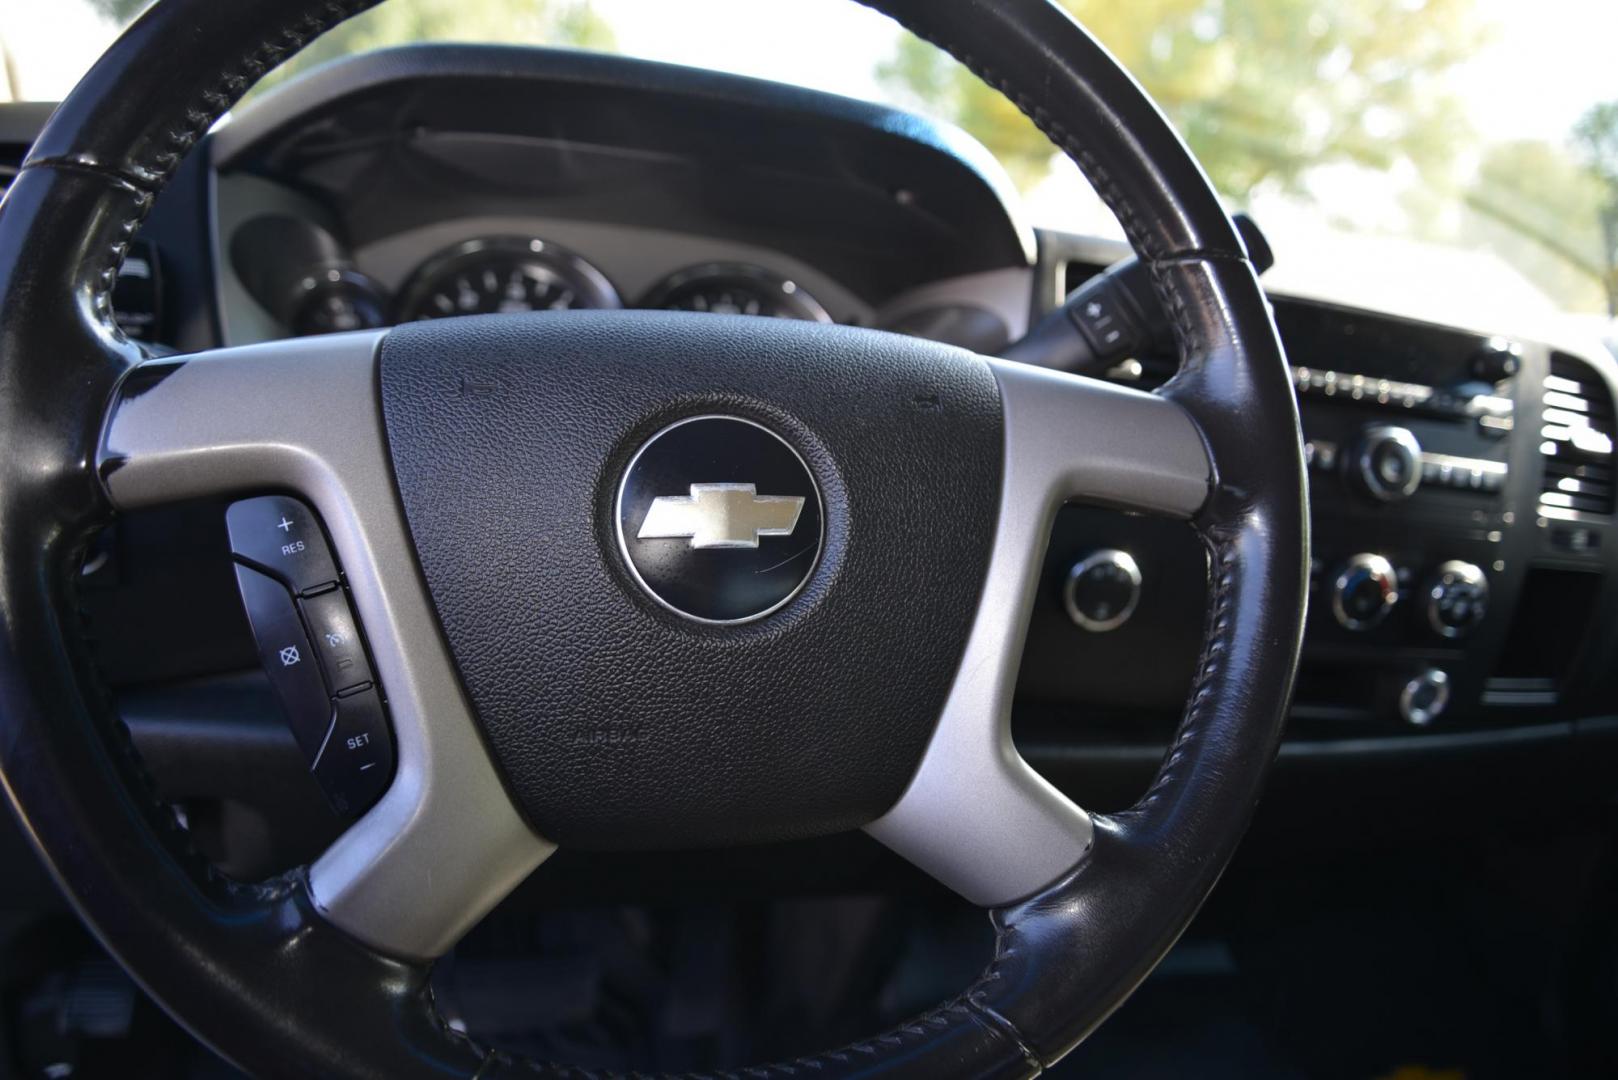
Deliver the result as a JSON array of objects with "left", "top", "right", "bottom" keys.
[
  {"left": 865, "top": 360, "right": 1212, "bottom": 907},
  {"left": 99, "top": 332, "right": 552, "bottom": 960}
]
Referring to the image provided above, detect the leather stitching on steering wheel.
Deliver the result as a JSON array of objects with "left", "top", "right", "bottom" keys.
[
  {"left": 23, "top": 0, "right": 380, "bottom": 339},
  {"left": 1127, "top": 530, "right": 1238, "bottom": 815},
  {"left": 480, "top": 997, "right": 1027, "bottom": 1078},
  {"left": 129, "top": 0, "right": 375, "bottom": 191},
  {"left": 874, "top": 23, "right": 1164, "bottom": 267}
]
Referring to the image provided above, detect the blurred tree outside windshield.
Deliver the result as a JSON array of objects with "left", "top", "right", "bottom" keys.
[
  {"left": 876, "top": 0, "right": 1616, "bottom": 318},
  {"left": 62, "top": 0, "right": 1618, "bottom": 317}
]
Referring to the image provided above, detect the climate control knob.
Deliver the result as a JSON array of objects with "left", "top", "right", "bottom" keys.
[
  {"left": 1332, "top": 553, "right": 1399, "bottom": 631},
  {"left": 1354, "top": 425, "right": 1423, "bottom": 502},
  {"left": 1425, "top": 560, "right": 1489, "bottom": 639}
]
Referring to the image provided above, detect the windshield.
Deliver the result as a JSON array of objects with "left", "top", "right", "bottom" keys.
[{"left": 3, "top": 0, "right": 1616, "bottom": 324}]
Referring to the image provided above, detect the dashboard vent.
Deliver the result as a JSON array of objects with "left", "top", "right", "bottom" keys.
[{"left": 1539, "top": 354, "right": 1616, "bottom": 517}]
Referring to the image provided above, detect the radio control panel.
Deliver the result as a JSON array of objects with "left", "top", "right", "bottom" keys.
[
  {"left": 1016, "top": 295, "right": 1615, "bottom": 740},
  {"left": 1271, "top": 298, "right": 1548, "bottom": 729}
]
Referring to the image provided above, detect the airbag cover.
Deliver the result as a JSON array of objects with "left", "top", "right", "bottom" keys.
[{"left": 378, "top": 312, "right": 1001, "bottom": 848}]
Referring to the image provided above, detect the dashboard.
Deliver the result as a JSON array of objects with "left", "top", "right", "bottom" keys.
[
  {"left": 3, "top": 43, "right": 1617, "bottom": 890},
  {"left": 208, "top": 45, "right": 1034, "bottom": 355}
]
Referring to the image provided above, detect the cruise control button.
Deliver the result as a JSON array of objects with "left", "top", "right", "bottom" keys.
[
  {"left": 312, "top": 689, "right": 395, "bottom": 819},
  {"left": 233, "top": 563, "right": 334, "bottom": 760},
  {"left": 299, "top": 588, "right": 374, "bottom": 693},
  {"left": 226, "top": 495, "right": 339, "bottom": 595}
]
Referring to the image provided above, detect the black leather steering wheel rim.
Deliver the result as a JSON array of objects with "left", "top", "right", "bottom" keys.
[{"left": 0, "top": 0, "right": 1307, "bottom": 1076}]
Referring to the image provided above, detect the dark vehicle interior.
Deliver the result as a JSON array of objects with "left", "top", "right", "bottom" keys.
[{"left": 1, "top": 1, "right": 1616, "bottom": 1077}]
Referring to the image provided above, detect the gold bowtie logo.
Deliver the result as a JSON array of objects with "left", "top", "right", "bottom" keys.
[{"left": 638, "top": 483, "right": 805, "bottom": 549}]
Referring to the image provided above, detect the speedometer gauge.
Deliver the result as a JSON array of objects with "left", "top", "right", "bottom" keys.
[
  {"left": 396, "top": 237, "right": 620, "bottom": 322},
  {"left": 640, "top": 263, "right": 831, "bottom": 322}
]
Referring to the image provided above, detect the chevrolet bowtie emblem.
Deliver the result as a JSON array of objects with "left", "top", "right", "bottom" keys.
[{"left": 638, "top": 483, "right": 805, "bottom": 549}]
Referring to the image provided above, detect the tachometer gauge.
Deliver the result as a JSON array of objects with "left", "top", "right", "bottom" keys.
[
  {"left": 640, "top": 263, "right": 831, "bottom": 322},
  {"left": 396, "top": 237, "right": 619, "bottom": 322}
]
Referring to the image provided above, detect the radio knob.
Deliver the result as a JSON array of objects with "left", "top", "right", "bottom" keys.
[
  {"left": 1425, "top": 560, "right": 1489, "bottom": 639},
  {"left": 1399, "top": 668, "right": 1451, "bottom": 726},
  {"left": 1332, "top": 553, "right": 1399, "bottom": 631},
  {"left": 1354, "top": 425, "right": 1423, "bottom": 502},
  {"left": 1472, "top": 337, "right": 1522, "bottom": 383},
  {"left": 1063, "top": 549, "right": 1141, "bottom": 632}
]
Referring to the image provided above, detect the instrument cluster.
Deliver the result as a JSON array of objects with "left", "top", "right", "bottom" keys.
[{"left": 233, "top": 217, "right": 832, "bottom": 338}]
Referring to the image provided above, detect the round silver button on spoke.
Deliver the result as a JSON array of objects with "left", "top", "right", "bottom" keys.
[{"left": 1063, "top": 549, "right": 1142, "bottom": 632}]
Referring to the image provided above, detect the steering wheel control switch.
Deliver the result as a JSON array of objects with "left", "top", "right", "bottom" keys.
[
  {"left": 225, "top": 494, "right": 339, "bottom": 594},
  {"left": 1001, "top": 212, "right": 1273, "bottom": 376},
  {"left": 228, "top": 495, "right": 394, "bottom": 819},
  {"left": 300, "top": 586, "right": 375, "bottom": 693},
  {"left": 313, "top": 690, "right": 396, "bottom": 819},
  {"left": 232, "top": 563, "right": 334, "bottom": 761}
]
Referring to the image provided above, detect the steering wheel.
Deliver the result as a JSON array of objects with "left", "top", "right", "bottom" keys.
[{"left": 0, "top": 0, "right": 1306, "bottom": 1074}]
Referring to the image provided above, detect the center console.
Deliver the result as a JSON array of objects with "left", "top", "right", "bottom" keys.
[
  {"left": 1014, "top": 294, "right": 1618, "bottom": 739},
  {"left": 1280, "top": 300, "right": 1536, "bottom": 731}
]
